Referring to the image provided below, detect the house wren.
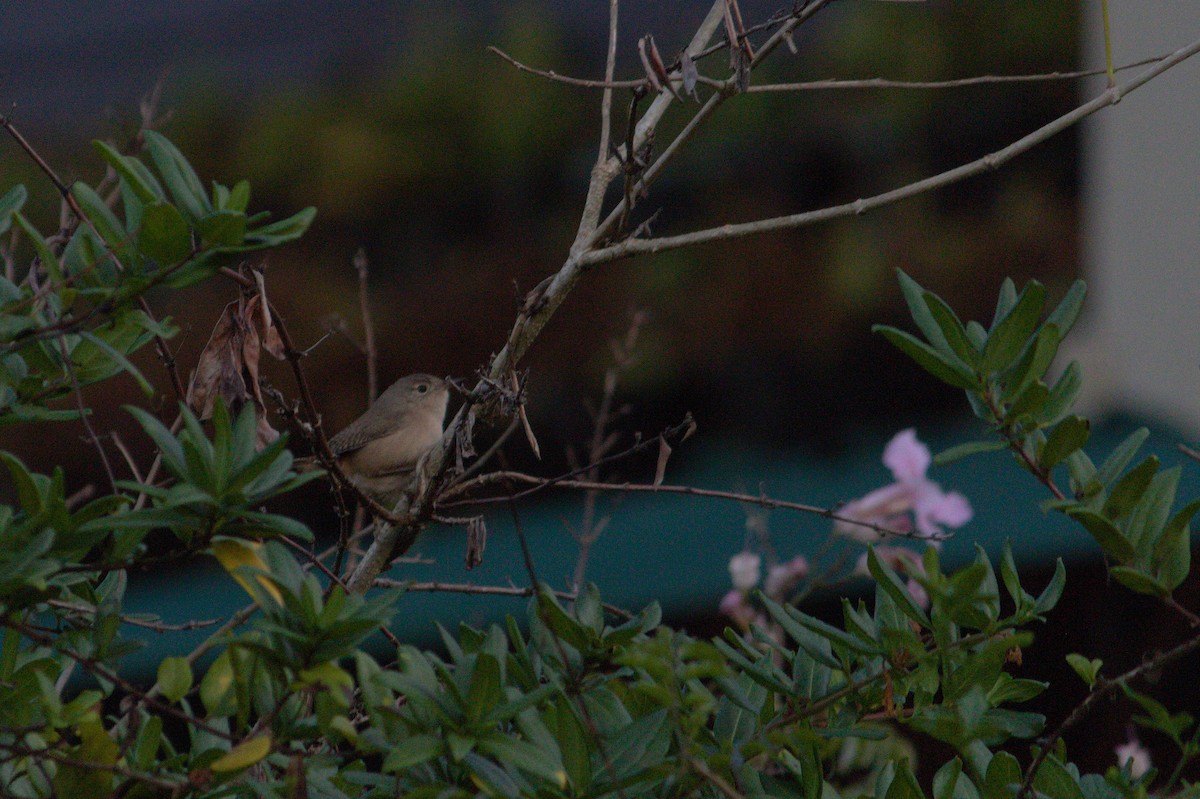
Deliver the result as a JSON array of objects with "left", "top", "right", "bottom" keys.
[{"left": 304, "top": 373, "right": 449, "bottom": 502}]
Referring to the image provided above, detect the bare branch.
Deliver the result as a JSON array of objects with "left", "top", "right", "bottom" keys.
[
  {"left": 598, "top": 0, "right": 622, "bottom": 162},
  {"left": 748, "top": 54, "right": 1168, "bottom": 92},
  {"left": 489, "top": 45, "right": 646, "bottom": 90},
  {"left": 353, "top": 247, "right": 379, "bottom": 402},
  {"left": 581, "top": 35, "right": 1200, "bottom": 267}
]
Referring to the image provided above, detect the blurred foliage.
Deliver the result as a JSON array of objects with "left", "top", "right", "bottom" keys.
[{"left": 0, "top": 1, "right": 1082, "bottom": 482}]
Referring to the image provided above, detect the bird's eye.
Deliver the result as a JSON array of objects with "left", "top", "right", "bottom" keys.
[{"left": 415, "top": 383, "right": 429, "bottom": 394}]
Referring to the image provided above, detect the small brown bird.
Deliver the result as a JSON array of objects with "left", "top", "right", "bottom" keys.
[{"left": 302, "top": 374, "right": 450, "bottom": 502}]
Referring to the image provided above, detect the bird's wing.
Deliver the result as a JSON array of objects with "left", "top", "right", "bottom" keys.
[{"left": 327, "top": 413, "right": 394, "bottom": 457}]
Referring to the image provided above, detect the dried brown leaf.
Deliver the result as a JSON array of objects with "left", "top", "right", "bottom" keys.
[
  {"left": 512, "top": 372, "right": 541, "bottom": 460},
  {"left": 187, "top": 300, "right": 248, "bottom": 421},
  {"left": 251, "top": 273, "right": 286, "bottom": 359},
  {"left": 466, "top": 516, "right": 487, "bottom": 570},
  {"left": 654, "top": 436, "right": 672, "bottom": 487},
  {"left": 680, "top": 50, "right": 700, "bottom": 101},
  {"left": 256, "top": 410, "right": 281, "bottom": 449},
  {"left": 682, "top": 414, "right": 698, "bottom": 442},
  {"left": 637, "top": 35, "right": 664, "bottom": 93}
]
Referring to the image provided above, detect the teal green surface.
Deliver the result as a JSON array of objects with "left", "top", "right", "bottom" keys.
[{"left": 123, "top": 413, "right": 1200, "bottom": 674}]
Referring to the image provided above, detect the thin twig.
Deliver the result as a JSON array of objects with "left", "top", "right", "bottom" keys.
[
  {"left": 373, "top": 578, "right": 633, "bottom": 620},
  {"left": 489, "top": 46, "right": 645, "bottom": 90},
  {"left": 441, "top": 472, "right": 947, "bottom": 544},
  {"left": 57, "top": 334, "right": 117, "bottom": 491},
  {"left": 573, "top": 310, "right": 646, "bottom": 588},
  {"left": 455, "top": 416, "right": 521, "bottom": 482},
  {"left": 46, "top": 599, "right": 220, "bottom": 632},
  {"left": 353, "top": 247, "right": 379, "bottom": 403}
]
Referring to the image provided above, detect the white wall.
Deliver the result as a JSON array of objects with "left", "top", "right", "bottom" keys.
[{"left": 1071, "top": 4, "right": 1200, "bottom": 433}]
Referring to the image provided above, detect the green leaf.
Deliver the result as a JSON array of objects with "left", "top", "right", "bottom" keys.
[
  {"left": 1044, "top": 280, "right": 1087, "bottom": 338},
  {"left": 982, "top": 750, "right": 1021, "bottom": 799},
  {"left": 465, "top": 654, "right": 502, "bottom": 723},
  {"left": 1065, "top": 653, "right": 1102, "bottom": 687},
  {"left": 999, "top": 323, "right": 1061, "bottom": 402},
  {"left": 1065, "top": 509, "right": 1133, "bottom": 563},
  {"left": 884, "top": 759, "right": 926, "bottom": 799},
  {"left": 934, "top": 439, "right": 1006, "bottom": 466},
  {"left": 1096, "top": 428, "right": 1149, "bottom": 487},
  {"left": 227, "top": 180, "right": 251, "bottom": 212},
  {"left": 138, "top": 202, "right": 192, "bottom": 263},
  {"left": 0, "top": 184, "right": 28, "bottom": 236},
  {"left": 1102, "top": 456, "right": 1159, "bottom": 520},
  {"left": 126, "top": 405, "right": 186, "bottom": 479},
  {"left": 534, "top": 587, "right": 593, "bottom": 651},
  {"left": 71, "top": 181, "right": 130, "bottom": 252},
  {"left": 92, "top": 140, "right": 159, "bottom": 203},
  {"left": 1032, "top": 755, "right": 1084, "bottom": 799},
  {"left": 896, "top": 269, "right": 952, "bottom": 353},
  {"left": 200, "top": 650, "right": 237, "bottom": 717},
  {"left": 1065, "top": 450, "right": 1100, "bottom": 499},
  {"left": 210, "top": 736, "right": 272, "bottom": 772},
  {"left": 15, "top": 213, "right": 63, "bottom": 285},
  {"left": 983, "top": 281, "right": 1045, "bottom": 372},
  {"left": 1007, "top": 380, "right": 1049, "bottom": 420},
  {"left": 932, "top": 758, "right": 965, "bottom": 799},
  {"left": 1033, "top": 559, "right": 1066, "bottom": 614},
  {"left": 1040, "top": 416, "right": 1089, "bottom": 470},
  {"left": 989, "top": 279, "right": 1018, "bottom": 331},
  {"left": 197, "top": 210, "right": 248, "bottom": 247},
  {"left": 867, "top": 547, "right": 930, "bottom": 629},
  {"left": 924, "top": 291, "right": 980, "bottom": 367},
  {"left": 759, "top": 594, "right": 841, "bottom": 669},
  {"left": 552, "top": 698, "right": 592, "bottom": 791},
  {"left": 1039, "top": 361, "right": 1082, "bottom": 425},
  {"left": 788, "top": 603, "right": 879, "bottom": 656},
  {"left": 243, "top": 206, "right": 316, "bottom": 246},
  {"left": 0, "top": 451, "right": 42, "bottom": 513},
  {"left": 1110, "top": 566, "right": 1168, "bottom": 597},
  {"left": 1127, "top": 467, "right": 1179, "bottom": 560},
  {"left": 999, "top": 541, "right": 1031, "bottom": 610},
  {"left": 78, "top": 331, "right": 154, "bottom": 396},
  {"left": 157, "top": 656, "right": 193, "bottom": 702},
  {"left": 1155, "top": 499, "right": 1200, "bottom": 591},
  {"left": 143, "top": 130, "right": 212, "bottom": 222},
  {"left": 131, "top": 714, "right": 163, "bottom": 769},
  {"left": 477, "top": 735, "right": 567, "bottom": 788},
  {"left": 875, "top": 326, "right": 977, "bottom": 389}
]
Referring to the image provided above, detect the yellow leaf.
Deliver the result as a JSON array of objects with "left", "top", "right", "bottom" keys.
[
  {"left": 211, "top": 538, "right": 283, "bottom": 605},
  {"left": 210, "top": 735, "right": 272, "bottom": 773}
]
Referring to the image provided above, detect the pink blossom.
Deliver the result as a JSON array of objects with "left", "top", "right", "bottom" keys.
[
  {"left": 1115, "top": 736, "right": 1151, "bottom": 778},
  {"left": 719, "top": 590, "right": 760, "bottom": 627},
  {"left": 728, "top": 551, "right": 762, "bottom": 591},
  {"left": 764, "top": 555, "right": 810, "bottom": 598},
  {"left": 835, "top": 428, "right": 972, "bottom": 543}
]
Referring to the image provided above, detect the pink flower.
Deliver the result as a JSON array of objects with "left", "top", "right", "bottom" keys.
[
  {"left": 1115, "top": 736, "right": 1151, "bottom": 778},
  {"left": 719, "top": 589, "right": 760, "bottom": 627},
  {"left": 764, "top": 555, "right": 810, "bottom": 599},
  {"left": 728, "top": 551, "right": 762, "bottom": 591},
  {"left": 835, "top": 428, "right": 972, "bottom": 543}
]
